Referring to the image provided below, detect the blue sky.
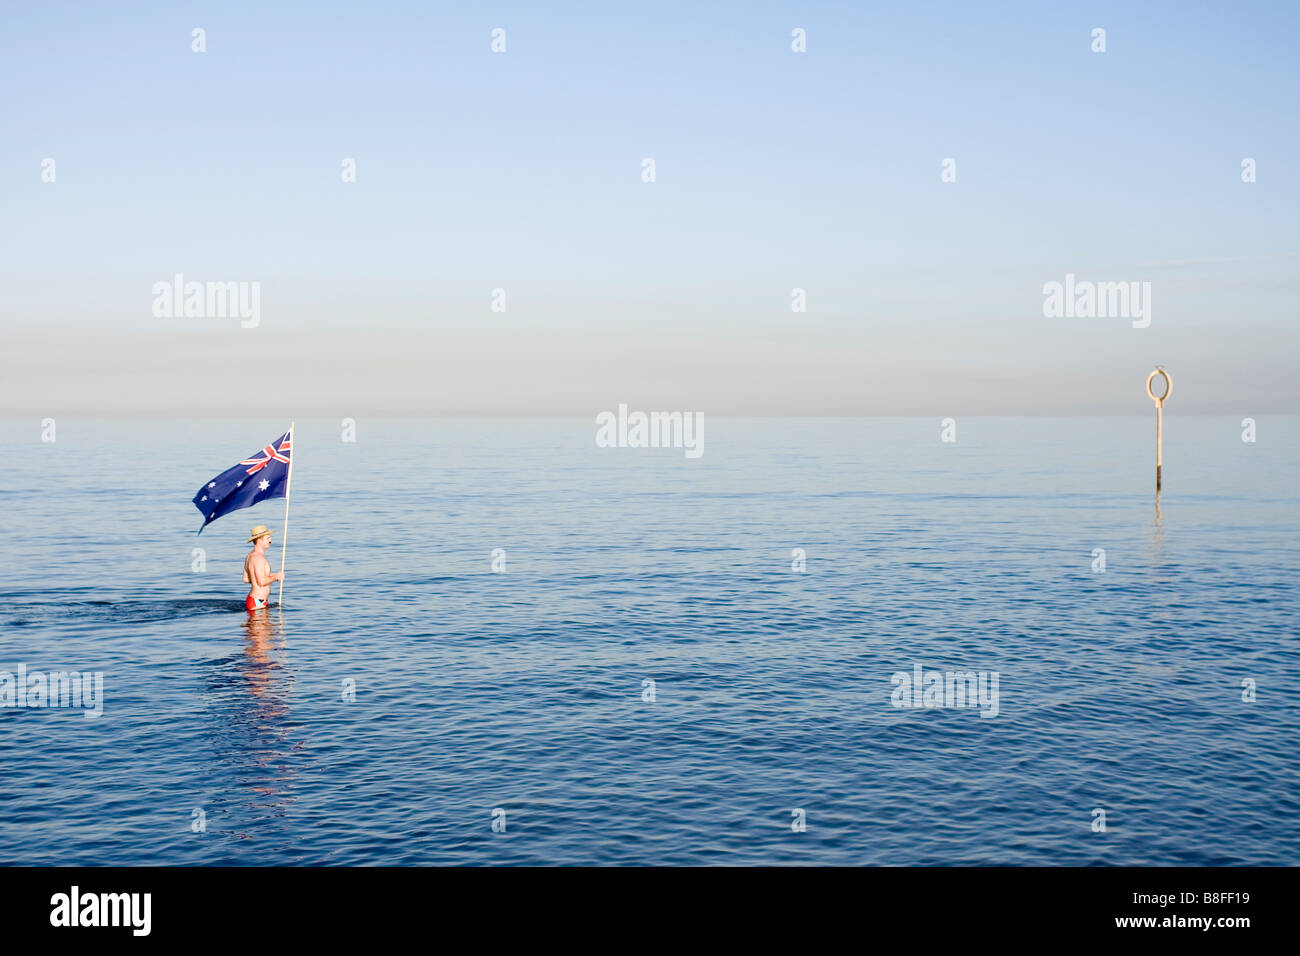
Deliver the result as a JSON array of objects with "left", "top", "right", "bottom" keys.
[{"left": 2, "top": 1, "right": 1297, "bottom": 414}]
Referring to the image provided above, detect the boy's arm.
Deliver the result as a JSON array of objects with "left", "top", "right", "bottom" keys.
[
  {"left": 242, "top": 557, "right": 250, "bottom": 584},
  {"left": 252, "top": 556, "right": 284, "bottom": 586}
]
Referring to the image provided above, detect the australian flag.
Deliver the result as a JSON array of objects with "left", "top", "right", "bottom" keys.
[{"left": 193, "top": 430, "right": 292, "bottom": 533}]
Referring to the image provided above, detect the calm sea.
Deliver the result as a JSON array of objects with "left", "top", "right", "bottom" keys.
[{"left": 2, "top": 417, "right": 1297, "bottom": 865}]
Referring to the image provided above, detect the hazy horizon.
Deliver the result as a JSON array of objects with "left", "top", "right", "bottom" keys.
[{"left": 3, "top": 1, "right": 1297, "bottom": 415}]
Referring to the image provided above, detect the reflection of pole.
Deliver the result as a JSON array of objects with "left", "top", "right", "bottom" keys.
[{"left": 1145, "top": 369, "right": 1172, "bottom": 494}]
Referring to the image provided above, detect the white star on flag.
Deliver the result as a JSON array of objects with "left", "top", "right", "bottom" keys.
[{"left": 259, "top": 479, "right": 269, "bottom": 491}]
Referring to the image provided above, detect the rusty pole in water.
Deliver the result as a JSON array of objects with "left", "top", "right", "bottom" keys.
[{"left": 1146, "top": 368, "right": 1172, "bottom": 492}]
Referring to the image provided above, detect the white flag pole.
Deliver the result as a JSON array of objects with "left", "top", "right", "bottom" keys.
[{"left": 278, "top": 421, "right": 295, "bottom": 607}]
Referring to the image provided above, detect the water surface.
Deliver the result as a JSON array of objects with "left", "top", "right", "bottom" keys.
[{"left": 1, "top": 417, "right": 1296, "bottom": 865}]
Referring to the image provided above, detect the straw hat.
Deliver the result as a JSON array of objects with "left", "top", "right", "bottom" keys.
[{"left": 247, "top": 524, "right": 274, "bottom": 544}]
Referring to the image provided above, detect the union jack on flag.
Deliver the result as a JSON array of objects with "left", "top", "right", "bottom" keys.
[{"left": 192, "top": 428, "right": 293, "bottom": 532}]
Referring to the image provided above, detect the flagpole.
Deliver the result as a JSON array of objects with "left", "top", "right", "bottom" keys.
[{"left": 278, "top": 421, "right": 295, "bottom": 607}]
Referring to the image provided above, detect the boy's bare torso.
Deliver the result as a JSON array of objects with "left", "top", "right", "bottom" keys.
[{"left": 244, "top": 548, "right": 273, "bottom": 604}]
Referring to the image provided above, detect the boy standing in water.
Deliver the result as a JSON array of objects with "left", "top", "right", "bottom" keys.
[{"left": 243, "top": 524, "right": 284, "bottom": 611}]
